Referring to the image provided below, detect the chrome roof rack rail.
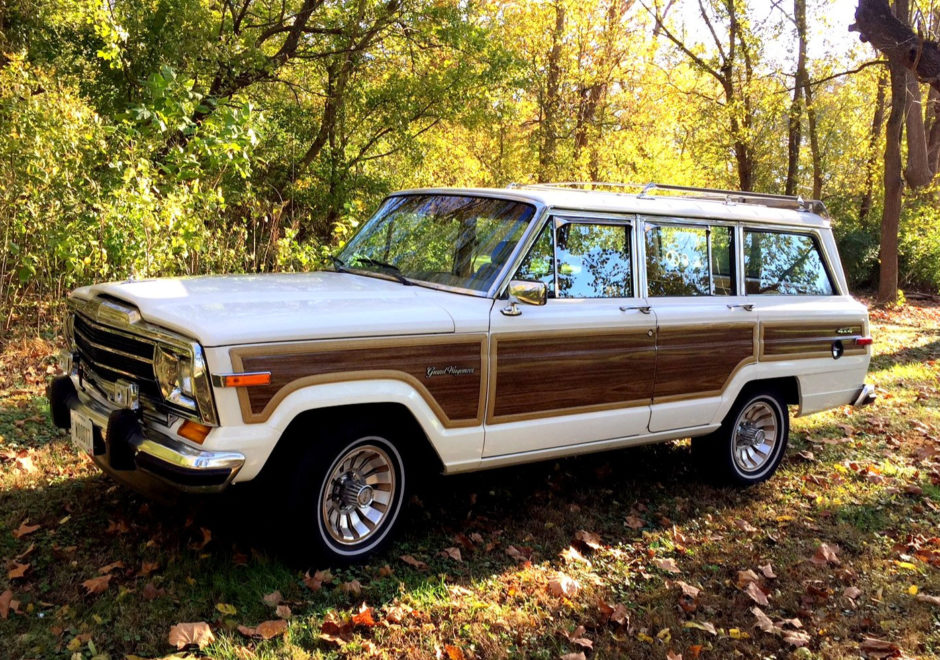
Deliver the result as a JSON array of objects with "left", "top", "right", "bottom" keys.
[{"left": 509, "top": 181, "right": 828, "bottom": 216}]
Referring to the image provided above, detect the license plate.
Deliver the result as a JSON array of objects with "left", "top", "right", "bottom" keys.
[{"left": 70, "top": 410, "right": 95, "bottom": 456}]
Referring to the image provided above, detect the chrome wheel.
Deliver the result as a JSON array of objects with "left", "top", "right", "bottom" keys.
[
  {"left": 319, "top": 440, "right": 398, "bottom": 547},
  {"left": 731, "top": 400, "right": 780, "bottom": 474}
]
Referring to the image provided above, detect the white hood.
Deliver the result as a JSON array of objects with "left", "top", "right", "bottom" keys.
[{"left": 71, "top": 272, "right": 463, "bottom": 346}]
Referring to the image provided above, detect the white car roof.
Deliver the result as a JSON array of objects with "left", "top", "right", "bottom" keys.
[{"left": 395, "top": 185, "right": 831, "bottom": 229}]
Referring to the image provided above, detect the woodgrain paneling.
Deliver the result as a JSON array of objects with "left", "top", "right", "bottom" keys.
[
  {"left": 653, "top": 324, "right": 756, "bottom": 401},
  {"left": 488, "top": 330, "right": 656, "bottom": 422},
  {"left": 230, "top": 336, "right": 486, "bottom": 426},
  {"left": 761, "top": 323, "right": 866, "bottom": 361}
]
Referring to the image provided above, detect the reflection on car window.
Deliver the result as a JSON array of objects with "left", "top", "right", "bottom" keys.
[
  {"left": 338, "top": 194, "right": 534, "bottom": 292},
  {"left": 556, "top": 223, "right": 633, "bottom": 299},
  {"left": 645, "top": 222, "right": 735, "bottom": 296},
  {"left": 744, "top": 230, "right": 833, "bottom": 295},
  {"left": 515, "top": 224, "right": 555, "bottom": 295}
]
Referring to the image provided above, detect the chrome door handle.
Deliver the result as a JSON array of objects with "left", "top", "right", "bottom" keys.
[
  {"left": 619, "top": 305, "right": 651, "bottom": 314},
  {"left": 727, "top": 303, "right": 755, "bottom": 311}
]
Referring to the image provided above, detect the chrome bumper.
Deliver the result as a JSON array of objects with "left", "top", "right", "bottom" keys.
[
  {"left": 48, "top": 375, "right": 244, "bottom": 494},
  {"left": 853, "top": 384, "right": 877, "bottom": 407}
]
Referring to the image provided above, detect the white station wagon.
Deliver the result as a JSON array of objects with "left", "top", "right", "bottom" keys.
[{"left": 49, "top": 183, "right": 875, "bottom": 561}]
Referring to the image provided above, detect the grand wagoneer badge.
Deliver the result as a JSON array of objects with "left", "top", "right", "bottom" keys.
[{"left": 426, "top": 365, "right": 476, "bottom": 378}]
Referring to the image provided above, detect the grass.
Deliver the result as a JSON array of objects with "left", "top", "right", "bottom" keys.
[{"left": 1, "top": 302, "right": 939, "bottom": 659}]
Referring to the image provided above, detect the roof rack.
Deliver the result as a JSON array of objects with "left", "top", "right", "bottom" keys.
[{"left": 509, "top": 181, "right": 828, "bottom": 215}]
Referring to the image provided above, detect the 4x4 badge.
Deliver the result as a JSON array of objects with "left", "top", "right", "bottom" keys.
[{"left": 836, "top": 327, "right": 854, "bottom": 335}]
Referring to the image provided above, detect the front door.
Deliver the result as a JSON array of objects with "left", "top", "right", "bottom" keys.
[{"left": 482, "top": 214, "right": 657, "bottom": 458}]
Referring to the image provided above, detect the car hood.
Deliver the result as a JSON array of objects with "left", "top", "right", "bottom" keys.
[{"left": 71, "top": 272, "right": 464, "bottom": 346}]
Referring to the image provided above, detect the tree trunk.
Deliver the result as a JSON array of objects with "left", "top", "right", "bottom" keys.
[
  {"left": 860, "top": 72, "right": 888, "bottom": 223},
  {"left": 785, "top": 0, "right": 808, "bottom": 196},
  {"left": 538, "top": 2, "right": 566, "bottom": 182},
  {"left": 877, "top": 55, "right": 907, "bottom": 304}
]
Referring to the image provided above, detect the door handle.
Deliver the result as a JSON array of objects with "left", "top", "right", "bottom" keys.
[
  {"left": 727, "top": 304, "right": 755, "bottom": 311},
  {"left": 620, "top": 305, "right": 651, "bottom": 314}
]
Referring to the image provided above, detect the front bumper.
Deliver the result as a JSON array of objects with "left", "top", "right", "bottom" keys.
[{"left": 48, "top": 375, "right": 244, "bottom": 494}]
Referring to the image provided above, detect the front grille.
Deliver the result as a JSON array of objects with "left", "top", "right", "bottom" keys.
[{"left": 72, "top": 312, "right": 165, "bottom": 417}]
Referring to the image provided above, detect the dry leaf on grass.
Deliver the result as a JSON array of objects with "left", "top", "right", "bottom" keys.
[
  {"left": 683, "top": 620, "right": 717, "bottom": 635},
  {"left": 7, "top": 562, "right": 28, "bottom": 580},
  {"left": 142, "top": 582, "right": 165, "bottom": 601},
  {"left": 625, "top": 515, "right": 645, "bottom": 530},
  {"left": 811, "top": 543, "right": 841, "bottom": 566},
  {"left": 575, "top": 529, "right": 603, "bottom": 550},
  {"left": 859, "top": 637, "right": 900, "bottom": 658},
  {"left": 238, "top": 619, "right": 288, "bottom": 640},
  {"left": 505, "top": 545, "right": 529, "bottom": 562},
  {"left": 916, "top": 593, "right": 940, "bottom": 605},
  {"left": 138, "top": 561, "right": 159, "bottom": 577},
  {"left": 733, "top": 519, "right": 758, "bottom": 533},
  {"left": 548, "top": 573, "right": 581, "bottom": 598},
  {"left": 561, "top": 545, "right": 591, "bottom": 566},
  {"left": 598, "top": 600, "right": 629, "bottom": 627},
  {"left": 339, "top": 580, "right": 362, "bottom": 596},
  {"left": 744, "top": 581, "right": 770, "bottom": 606},
  {"left": 168, "top": 622, "right": 215, "bottom": 649},
  {"left": 674, "top": 581, "right": 700, "bottom": 598},
  {"left": 759, "top": 563, "right": 777, "bottom": 579},
  {"left": 653, "top": 557, "right": 680, "bottom": 574},
  {"left": 844, "top": 586, "right": 863, "bottom": 600},
  {"left": 98, "top": 560, "right": 124, "bottom": 574},
  {"left": 352, "top": 603, "right": 375, "bottom": 627},
  {"left": 736, "top": 569, "right": 760, "bottom": 588},
  {"left": 751, "top": 606, "right": 776, "bottom": 633},
  {"left": 783, "top": 630, "right": 811, "bottom": 648},
  {"left": 262, "top": 590, "right": 283, "bottom": 607},
  {"left": 400, "top": 554, "right": 428, "bottom": 570},
  {"left": 12, "top": 520, "right": 40, "bottom": 539},
  {"left": 666, "top": 652, "right": 682, "bottom": 660},
  {"left": 563, "top": 624, "right": 593, "bottom": 650},
  {"left": 275, "top": 604, "right": 292, "bottom": 619},
  {"left": 440, "top": 547, "right": 462, "bottom": 562},
  {"left": 560, "top": 654, "right": 586, "bottom": 660},
  {"left": 443, "top": 645, "right": 466, "bottom": 660},
  {"left": 304, "top": 569, "right": 332, "bottom": 590},
  {"left": 82, "top": 574, "right": 111, "bottom": 595},
  {"left": 0, "top": 590, "right": 19, "bottom": 619}
]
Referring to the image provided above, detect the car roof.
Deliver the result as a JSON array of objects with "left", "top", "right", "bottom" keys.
[{"left": 394, "top": 185, "right": 832, "bottom": 230}]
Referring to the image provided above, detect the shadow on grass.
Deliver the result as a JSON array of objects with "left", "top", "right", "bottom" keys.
[{"left": 870, "top": 334, "right": 940, "bottom": 372}]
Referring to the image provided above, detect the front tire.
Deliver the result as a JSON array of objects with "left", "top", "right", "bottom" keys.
[
  {"left": 290, "top": 425, "right": 407, "bottom": 563},
  {"left": 692, "top": 390, "right": 789, "bottom": 485}
]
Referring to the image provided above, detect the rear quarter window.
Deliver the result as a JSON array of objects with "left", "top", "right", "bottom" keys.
[{"left": 743, "top": 230, "right": 834, "bottom": 295}]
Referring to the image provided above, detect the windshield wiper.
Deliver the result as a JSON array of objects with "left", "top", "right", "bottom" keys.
[
  {"left": 329, "top": 255, "right": 348, "bottom": 273},
  {"left": 350, "top": 257, "right": 413, "bottom": 285}
]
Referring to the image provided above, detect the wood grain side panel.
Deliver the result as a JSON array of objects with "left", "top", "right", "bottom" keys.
[
  {"left": 231, "top": 336, "right": 486, "bottom": 426},
  {"left": 653, "top": 324, "right": 756, "bottom": 401},
  {"left": 489, "top": 331, "right": 656, "bottom": 422},
  {"left": 761, "top": 323, "right": 866, "bottom": 360}
]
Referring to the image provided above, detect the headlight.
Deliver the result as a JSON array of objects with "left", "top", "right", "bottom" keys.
[{"left": 154, "top": 345, "right": 198, "bottom": 413}]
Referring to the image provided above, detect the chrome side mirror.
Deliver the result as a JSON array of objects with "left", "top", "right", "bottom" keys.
[{"left": 501, "top": 280, "right": 547, "bottom": 316}]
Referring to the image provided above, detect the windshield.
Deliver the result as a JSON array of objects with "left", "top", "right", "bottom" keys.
[{"left": 337, "top": 194, "right": 536, "bottom": 293}]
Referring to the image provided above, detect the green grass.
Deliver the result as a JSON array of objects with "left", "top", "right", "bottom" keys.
[{"left": 0, "top": 303, "right": 939, "bottom": 659}]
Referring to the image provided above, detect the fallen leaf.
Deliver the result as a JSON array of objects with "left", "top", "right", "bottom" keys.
[
  {"left": 400, "top": 554, "right": 429, "bottom": 570},
  {"left": 15, "top": 453, "right": 36, "bottom": 473},
  {"left": 275, "top": 604, "right": 291, "bottom": 619},
  {"left": 7, "top": 562, "right": 28, "bottom": 580},
  {"left": 796, "top": 450, "right": 816, "bottom": 462},
  {"left": 12, "top": 520, "right": 40, "bottom": 539},
  {"left": 238, "top": 619, "right": 288, "bottom": 640},
  {"left": 262, "top": 590, "right": 283, "bottom": 607},
  {"left": 736, "top": 569, "right": 760, "bottom": 588},
  {"left": 625, "top": 515, "right": 645, "bottom": 529},
  {"left": 548, "top": 573, "right": 581, "bottom": 598},
  {"left": 683, "top": 621, "right": 717, "bottom": 635},
  {"left": 844, "top": 586, "right": 863, "bottom": 600},
  {"left": 916, "top": 593, "right": 940, "bottom": 605},
  {"left": 666, "top": 652, "right": 682, "bottom": 660},
  {"left": 653, "top": 557, "right": 680, "bottom": 574},
  {"left": 751, "top": 606, "right": 776, "bottom": 633},
  {"left": 378, "top": 564, "right": 394, "bottom": 577},
  {"left": 141, "top": 582, "right": 165, "bottom": 600},
  {"left": 744, "top": 581, "right": 770, "bottom": 606},
  {"left": 563, "top": 624, "right": 593, "bottom": 649},
  {"left": 168, "top": 622, "right": 215, "bottom": 649},
  {"left": 98, "top": 560, "right": 124, "bottom": 574},
  {"left": 758, "top": 563, "right": 777, "bottom": 579},
  {"left": 733, "top": 519, "right": 758, "bottom": 533},
  {"left": 320, "top": 616, "right": 353, "bottom": 645},
  {"left": 82, "top": 574, "right": 111, "bottom": 595},
  {"left": 352, "top": 602, "right": 375, "bottom": 627},
  {"left": 782, "top": 630, "right": 811, "bottom": 647},
  {"left": 575, "top": 529, "right": 603, "bottom": 550},
  {"left": 561, "top": 545, "right": 591, "bottom": 566},
  {"left": 811, "top": 543, "right": 841, "bottom": 566},
  {"left": 216, "top": 603, "right": 237, "bottom": 616},
  {"left": 138, "top": 561, "right": 159, "bottom": 577},
  {"left": 859, "top": 637, "right": 900, "bottom": 658},
  {"left": 560, "top": 654, "right": 586, "bottom": 660},
  {"left": 441, "top": 547, "right": 462, "bottom": 562},
  {"left": 505, "top": 545, "right": 528, "bottom": 562},
  {"left": 0, "top": 590, "right": 16, "bottom": 619},
  {"left": 444, "top": 645, "right": 466, "bottom": 660},
  {"left": 193, "top": 527, "right": 212, "bottom": 550},
  {"left": 304, "top": 569, "right": 332, "bottom": 590},
  {"left": 599, "top": 600, "right": 629, "bottom": 626},
  {"left": 675, "top": 581, "right": 700, "bottom": 598},
  {"left": 339, "top": 580, "right": 362, "bottom": 596}
]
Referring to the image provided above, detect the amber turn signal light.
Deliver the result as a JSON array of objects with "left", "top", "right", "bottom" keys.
[
  {"left": 217, "top": 372, "right": 272, "bottom": 387},
  {"left": 179, "top": 420, "right": 212, "bottom": 444}
]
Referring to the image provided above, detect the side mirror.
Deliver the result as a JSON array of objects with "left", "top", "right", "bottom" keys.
[{"left": 502, "top": 280, "right": 547, "bottom": 316}]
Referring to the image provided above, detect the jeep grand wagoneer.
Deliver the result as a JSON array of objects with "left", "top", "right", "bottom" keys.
[{"left": 49, "top": 183, "right": 875, "bottom": 561}]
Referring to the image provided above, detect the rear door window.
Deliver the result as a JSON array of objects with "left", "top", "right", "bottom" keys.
[
  {"left": 644, "top": 221, "right": 736, "bottom": 296},
  {"left": 743, "top": 230, "right": 834, "bottom": 295}
]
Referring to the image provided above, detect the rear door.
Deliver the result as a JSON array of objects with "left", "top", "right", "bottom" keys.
[
  {"left": 642, "top": 217, "right": 759, "bottom": 432},
  {"left": 483, "top": 213, "right": 657, "bottom": 458}
]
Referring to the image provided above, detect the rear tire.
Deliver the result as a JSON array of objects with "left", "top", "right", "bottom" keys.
[
  {"left": 692, "top": 389, "right": 789, "bottom": 486},
  {"left": 288, "top": 421, "right": 407, "bottom": 563}
]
